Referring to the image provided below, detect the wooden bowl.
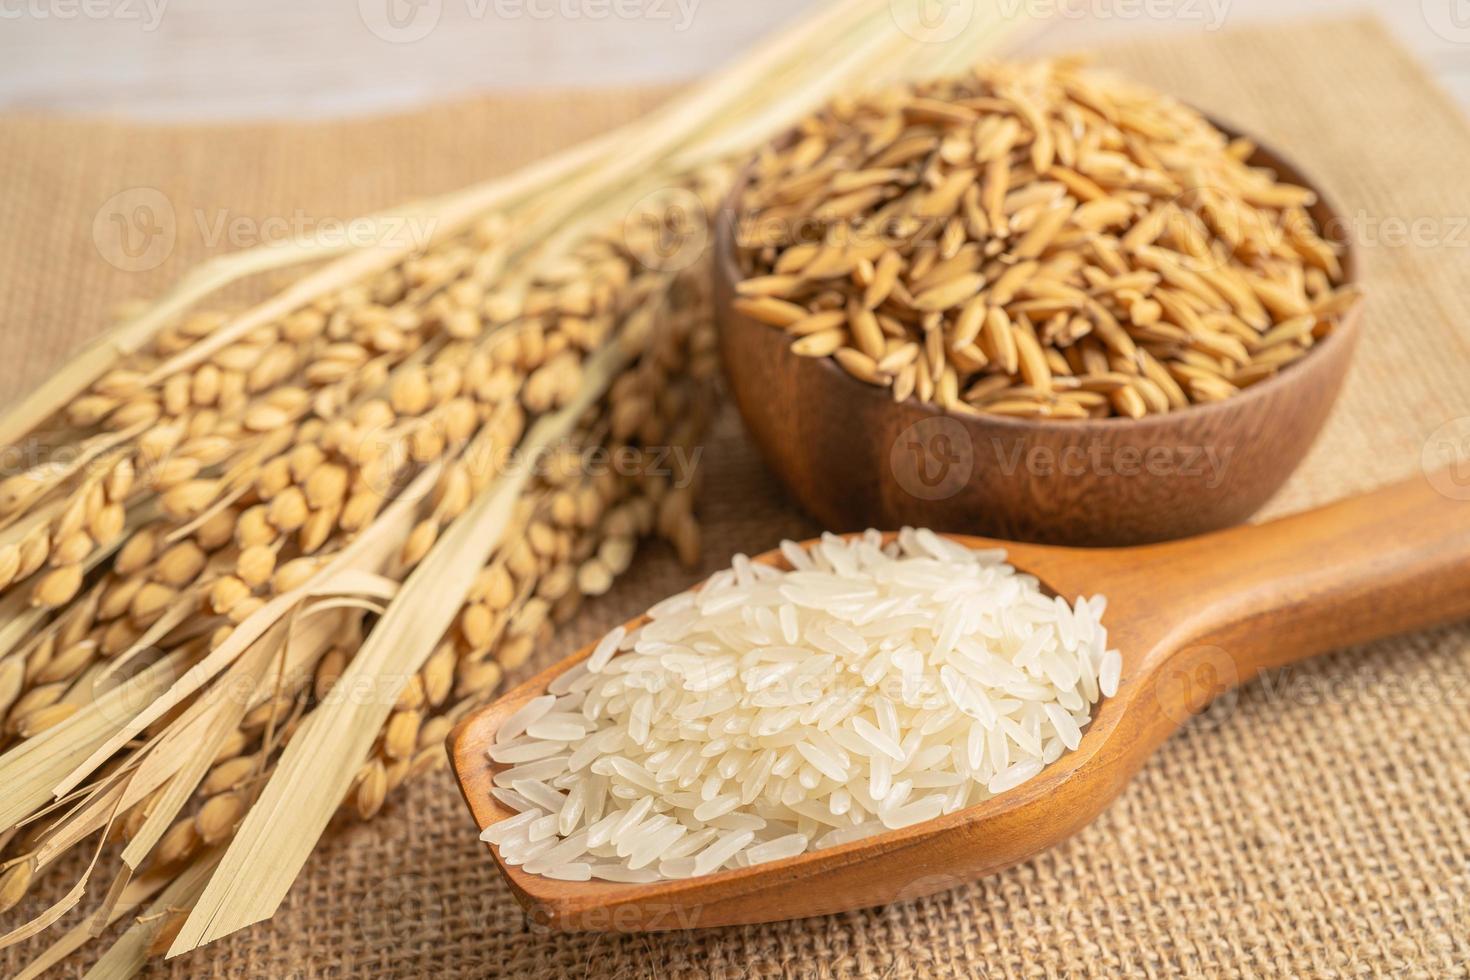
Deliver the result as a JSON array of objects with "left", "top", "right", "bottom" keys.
[{"left": 713, "top": 128, "right": 1361, "bottom": 546}]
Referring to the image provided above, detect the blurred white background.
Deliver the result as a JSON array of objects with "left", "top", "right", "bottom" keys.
[{"left": 0, "top": 0, "right": 1466, "bottom": 118}]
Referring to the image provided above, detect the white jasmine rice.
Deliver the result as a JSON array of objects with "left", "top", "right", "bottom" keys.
[{"left": 481, "top": 529, "right": 1121, "bottom": 882}]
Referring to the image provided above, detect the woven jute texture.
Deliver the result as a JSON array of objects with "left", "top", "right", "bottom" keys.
[{"left": 4, "top": 15, "right": 1470, "bottom": 978}]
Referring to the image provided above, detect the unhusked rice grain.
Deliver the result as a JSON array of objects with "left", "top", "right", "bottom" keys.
[
  {"left": 482, "top": 529, "right": 1118, "bottom": 880},
  {"left": 733, "top": 59, "right": 1362, "bottom": 420}
]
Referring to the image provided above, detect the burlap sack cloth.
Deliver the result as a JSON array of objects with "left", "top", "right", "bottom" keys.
[{"left": 3, "top": 15, "right": 1468, "bottom": 977}]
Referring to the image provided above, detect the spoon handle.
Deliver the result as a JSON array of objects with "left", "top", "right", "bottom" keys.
[{"left": 1136, "top": 471, "right": 1470, "bottom": 679}]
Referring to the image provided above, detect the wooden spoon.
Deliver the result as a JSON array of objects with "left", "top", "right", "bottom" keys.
[{"left": 450, "top": 472, "right": 1470, "bottom": 932}]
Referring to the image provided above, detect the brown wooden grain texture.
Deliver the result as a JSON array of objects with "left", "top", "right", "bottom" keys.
[
  {"left": 714, "top": 128, "right": 1362, "bottom": 546},
  {"left": 449, "top": 472, "right": 1470, "bottom": 931}
]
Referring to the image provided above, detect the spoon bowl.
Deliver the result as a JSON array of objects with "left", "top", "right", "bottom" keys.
[{"left": 450, "top": 473, "right": 1470, "bottom": 930}]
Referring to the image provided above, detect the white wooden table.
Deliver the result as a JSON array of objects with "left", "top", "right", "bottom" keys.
[{"left": 1, "top": 1, "right": 1468, "bottom": 118}]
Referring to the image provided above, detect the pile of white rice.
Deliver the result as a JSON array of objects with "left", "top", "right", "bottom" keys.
[{"left": 481, "top": 529, "right": 1120, "bottom": 882}]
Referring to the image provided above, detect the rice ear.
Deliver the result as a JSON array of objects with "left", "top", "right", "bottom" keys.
[
  {"left": 8, "top": 859, "right": 180, "bottom": 980},
  {"left": 0, "top": 229, "right": 384, "bottom": 450},
  {"left": 171, "top": 341, "right": 633, "bottom": 954},
  {"left": 78, "top": 852, "right": 220, "bottom": 977},
  {"left": 0, "top": 649, "right": 194, "bottom": 834}
]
